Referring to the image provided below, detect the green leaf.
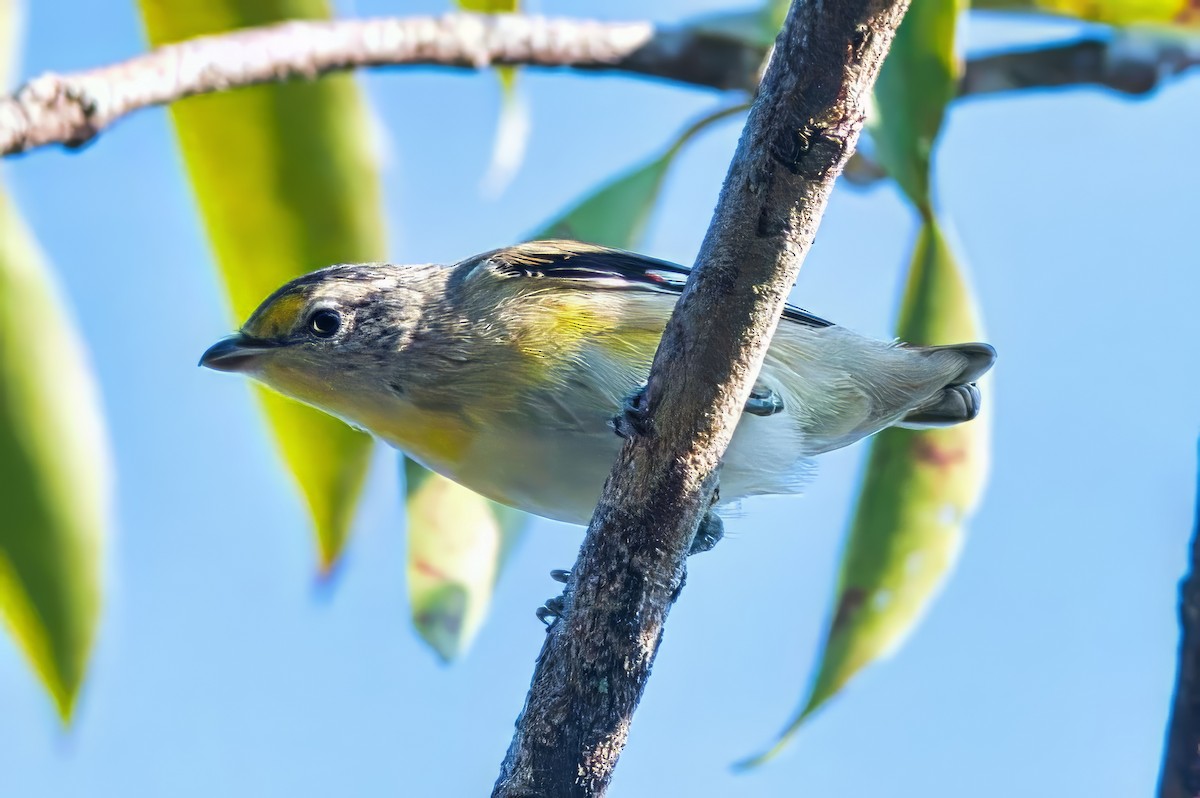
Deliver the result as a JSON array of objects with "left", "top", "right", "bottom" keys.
[
  {"left": 405, "top": 459, "right": 526, "bottom": 661},
  {"left": 0, "top": 193, "right": 109, "bottom": 720},
  {"left": 972, "top": 0, "right": 1200, "bottom": 26},
  {"left": 741, "top": 0, "right": 991, "bottom": 765},
  {"left": 534, "top": 104, "right": 746, "bottom": 247},
  {"left": 743, "top": 221, "right": 988, "bottom": 768},
  {"left": 454, "top": 0, "right": 517, "bottom": 11},
  {"left": 869, "top": 0, "right": 962, "bottom": 214},
  {"left": 139, "top": 0, "right": 385, "bottom": 570}
]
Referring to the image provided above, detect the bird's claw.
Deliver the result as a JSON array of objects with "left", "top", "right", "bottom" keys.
[
  {"left": 689, "top": 511, "right": 725, "bottom": 555},
  {"left": 612, "top": 383, "right": 652, "bottom": 439},
  {"left": 744, "top": 387, "right": 785, "bottom": 417},
  {"left": 537, "top": 594, "right": 567, "bottom": 627}
]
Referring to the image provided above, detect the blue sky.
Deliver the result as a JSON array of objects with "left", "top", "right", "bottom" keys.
[{"left": 2, "top": 1, "right": 1198, "bottom": 796}]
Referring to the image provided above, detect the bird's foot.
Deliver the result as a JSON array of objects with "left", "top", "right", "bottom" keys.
[
  {"left": 612, "top": 383, "right": 652, "bottom": 438},
  {"left": 689, "top": 511, "right": 724, "bottom": 555},
  {"left": 744, "top": 387, "right": 785, "bottom": 417},
  {"left": 536, "top": 569, "right": 572, "bottom": 627}
]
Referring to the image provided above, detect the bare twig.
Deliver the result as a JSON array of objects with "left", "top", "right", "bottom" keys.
[
  {"left": 490, "top": 0, "right": 911, "bottom": 794},
  {"left": 963, "top": 36, "right": 1200, "bottom": 98},
  {"left": 2, "top": 13, "right": 1198, "bottom": 160},
  {"left": 1159, "top": 443, "right": 1200, "bottom": 798},
  {"left": 0, "top": 13, "right": 761, "bottom": 157}
]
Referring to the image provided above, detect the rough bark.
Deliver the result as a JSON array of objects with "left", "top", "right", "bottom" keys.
[
  {"left": 1159, "top": 450, "right": 1200, "bottom": 798},
  {"left": 491, "top": 0, "right": 911, "bottom": 796},
  {"left": 2, "top": 13, "right": 1196, "bottom": 159}
]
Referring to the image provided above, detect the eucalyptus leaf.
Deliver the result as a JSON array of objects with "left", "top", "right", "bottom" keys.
[
  {"left": 0, "top": 0, "right": 109, "bottom": 723},
  {"left": 741, "top": 221, "right": 989, "bottom": 767},
  {"left": 869, "top": 0, "right": 962, "bottom": 214},
  {"left": 535, "top": 104, "right": 746, "bottom": 247},
  {"left": 741, "top": 0, "right": 992, "bottom": 764},
  {"left": 405, "top": 459, "right": 526, "bottom": 661},
  {"left": 0, "top": 192, "right": 110, "bottom": 720},
  {"left": 139, "top": 0, "right": 385, "bottom": 570},
  {"left": 972, "top": 0, "right": 1199, "bottom": 26}
]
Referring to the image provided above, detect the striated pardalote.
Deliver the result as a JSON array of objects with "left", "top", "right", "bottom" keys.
[{"left": 200, "top": 241, "right": 995, "bottom": 529}]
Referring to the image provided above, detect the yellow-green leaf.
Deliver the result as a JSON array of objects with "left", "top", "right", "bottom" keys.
[
  {"left": 741, "top": 0, "right": 990, "bottom": 765},
  {"left": 743, "top": 221, "right": 989, "bottom": 768},
  {"left": 535, "top": 104, "right": 746, "bottom": 247},
  {"left": 405, "top": 459, "right": 526, "bottom": 661},
  {"left": 139, "top": 0, "right": 385, "bottom": 570},
  {"left": 972, "top": 0, "right": 1200, "bottom": 26},
  {"left": 869, "top": 0, "right": 962, "bottom": 213},
  {"left": 455, "top": 0, "right": 517, "bottom": 11},
  {"left": 0, "top": 0, "right": 108, "bottom": 723},
  {"left": 0, "top": 198, "right": 109, "bottom": 720}
]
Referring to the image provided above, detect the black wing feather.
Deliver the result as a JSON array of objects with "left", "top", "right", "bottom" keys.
[{"left": 477, "top": 240, "right": 833, "bottom": 329}]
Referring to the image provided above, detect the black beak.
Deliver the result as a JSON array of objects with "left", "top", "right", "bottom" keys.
[{"left": 199, "top": 334, "right": 276, "bottom": 373}]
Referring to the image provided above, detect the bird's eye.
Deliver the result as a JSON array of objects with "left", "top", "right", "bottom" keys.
[{"left": 308, "top": 309, "right": 341, "bottom": 338}]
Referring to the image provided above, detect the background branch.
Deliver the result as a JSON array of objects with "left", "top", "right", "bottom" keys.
[
  {"left": 962, "top": 37, "right": 1200, "bottom": 97},
  {"left": 490, "top": 0, "right": 910, "bottom": 794},
  {"left": 1, "top": 14, "right": 1197, "bottom": 159}
]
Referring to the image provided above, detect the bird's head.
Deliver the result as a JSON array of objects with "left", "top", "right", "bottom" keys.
[{"left": 200, "top": 263, "right": 446, "bottom": 422}]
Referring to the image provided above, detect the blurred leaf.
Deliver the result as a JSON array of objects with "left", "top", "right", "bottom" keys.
[
  {"left": 741, "top": 221, "right": 989, "bottom": 767},
  {"left": 456, "top": 0, "right": 529, "bottom": 196},
  {"left": 139, "top": 0, "right": 384, "bottom": 570},
  {"left": 741, "top": 0, "right": 992, "bottom": 766},
  {"left": 455, "top": 0, "right": 517, "bottom": 10},
  {"left": 973, "top": 0, "right": 1200, "bottom": 26},
  {"left": 0, "top": 195, "right": 110, "bottom": 720},
  {"left": 870, "top": 0, "right": 962, "bottom": 213},
  {"left": 535, "top": 104, "right": 746, "bottom": 247},
  {"left": 405, "top": 459, "right": 527, "bottom": 661},
  {"left": 0, "top": 0, "right": 21, "bottom": 86},
  {"left": 0, "top": 0, "right": 107, "bottom": 724}
]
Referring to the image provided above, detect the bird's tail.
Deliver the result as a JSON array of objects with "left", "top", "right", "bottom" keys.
[{"left": 898, "top": 343, "right": 996, "bottom": 429}]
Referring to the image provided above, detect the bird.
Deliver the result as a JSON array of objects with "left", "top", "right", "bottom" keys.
[{"left": 200, "top": 240, "right": 995, "bottom": 537}]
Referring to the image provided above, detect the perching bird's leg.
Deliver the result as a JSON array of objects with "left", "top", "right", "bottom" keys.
[
  {"left": 536, "top": 570, "right": 572, "bottom": 627},
  {"left": 537, "top": 513, "right": 720, "bottom": 626},
  {"left": 611, "top": 382, "right": 652, "bottom": 438},
  {"left": 536, "top": 594, "right": 567, "bottom": 626},
  {"left": 744, "top": 387, "right": 785, "bottom": 417},
  {"left": 689, "top": 510, "right": 724, "bottom": 555}
]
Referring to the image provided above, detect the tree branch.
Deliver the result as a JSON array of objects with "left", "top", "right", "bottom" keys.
[
  {"left": 2, "top": 13, "right": 1197, "bottom": 160},
  {"left": 0, "top": 13, "right": 760, "bottom": 157},
  {"left": 490, "top": 0, "right": 910, "bottom": 794},
  {"left": 963, "top": 36, "right": 1200, "bottom": 98},
  {"left": 1159, "top": 443, "right": 1200, "bottom": 798}
]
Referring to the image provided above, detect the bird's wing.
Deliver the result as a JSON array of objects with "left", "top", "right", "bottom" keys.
[{"left": 467, "top": 240, "right": 834, "bottom": 329}]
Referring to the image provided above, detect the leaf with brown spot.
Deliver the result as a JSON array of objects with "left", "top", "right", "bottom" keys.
[
  {"left": 742, "top": 0, "right": 991, "bottom": 764},
  {"left": 405, "top": 459, "right": 527, "bottom": 662}
]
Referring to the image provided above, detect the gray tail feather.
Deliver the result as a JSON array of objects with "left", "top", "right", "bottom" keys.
[{"left": 899, "top": 342, "right": 996, "bottom": 429}]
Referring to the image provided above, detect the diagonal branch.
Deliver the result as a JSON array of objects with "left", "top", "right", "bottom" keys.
[
  {"left": 1159, "top": 443, "right": 1200, "bottom": 798},
  {"left": 490, "top": 0, "right": 911, "bottom": 794},
  {"left": 1, "top": 13, "right": 1198, "bottom": 160}
]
